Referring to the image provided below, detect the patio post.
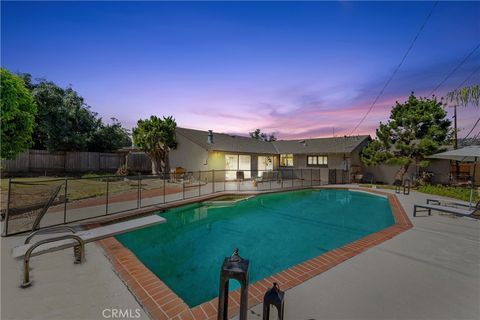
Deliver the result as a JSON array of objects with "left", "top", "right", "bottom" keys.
[
  {"left": 311, "top": 168, "right": 313, "bottom": 186},
  {"left": 301, "top": 169, "right": 303, "bottom": 187},
  {"left": 212, "top": 169, "right": 215, "bottom": 193},
  {"left": 198, "top": 171, "right": 201, "bottom": 196},
  {"left": 105, "top": 176, "right": 109, "bottom": 215},
  {"left": 63, "top": 177, "right": 68, "bottom": 223}
]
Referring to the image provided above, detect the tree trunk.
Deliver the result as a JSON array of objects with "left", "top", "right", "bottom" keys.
[
  {"left": 150, "top": 153, "right": 162, "bottom": 175},
  {"left": 394, "top": 164, "right": 409, "bottom": 184},
  {"left": 163, "top": 152, "right": 171, "bottom": 175}
]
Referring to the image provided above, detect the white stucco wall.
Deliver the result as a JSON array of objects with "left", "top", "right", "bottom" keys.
[{"left": 169, "top": 133, "right": 209, "bottom": 172}]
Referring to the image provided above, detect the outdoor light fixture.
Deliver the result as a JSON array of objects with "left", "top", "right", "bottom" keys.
[
  {"left": 217, "top": 248, "right": 249, "bottom": 320},
  {"left": 263, "top": 282, "right": 285, "bottom": 320}
]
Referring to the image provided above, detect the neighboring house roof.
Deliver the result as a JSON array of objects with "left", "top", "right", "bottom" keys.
[{"left": 176, "top": 127, "right": 370, "bottom": 154}]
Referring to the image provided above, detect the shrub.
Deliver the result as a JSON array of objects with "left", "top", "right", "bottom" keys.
[{"left": 417, "top": 185, "right": 479, "bottom": 202}]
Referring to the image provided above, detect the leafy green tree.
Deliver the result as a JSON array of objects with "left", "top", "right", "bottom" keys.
[
  {"left": 0, "top": 69, "right": 37, "bottom": 159},
  {"left": 30, "top": 81, "right": 99, "bottom": 151},
  {"left": 249, "top": 128, "right": 277, "bottom": 141},
  {"left": 17, "top": 73, "right": 131, "bottom": 152},
  {"left": 132, "top": 116, "right": 177, "bottom": 175},
  {"left": 88, "top": 118, "right": 132, "bottom": 152},
  {"left": 361, "top": 94, "right": 452, "bottom": 181},
  {"left": 446, "top": 84, "right": 479, "bottom": 107}
]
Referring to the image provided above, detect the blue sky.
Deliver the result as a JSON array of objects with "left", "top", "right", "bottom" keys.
[{"left": 2, "top": 1, "right": 479, "bottom": 139}]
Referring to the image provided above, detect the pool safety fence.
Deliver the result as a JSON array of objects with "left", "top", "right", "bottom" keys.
[{"left": 1, "top": 168, "right": 349, "bottom": 236}]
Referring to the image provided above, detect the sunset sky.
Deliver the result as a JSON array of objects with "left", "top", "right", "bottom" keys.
[{"left": 2, "top": 1, "right": 479, "bottom": 139}]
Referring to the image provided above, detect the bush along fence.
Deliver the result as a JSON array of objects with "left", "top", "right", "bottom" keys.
[
  {"left": 1, "top": 168, "right": 349, "bottom": 236},
  {"left": 1, "top": 149, "right": 151, "bottom": 174}
]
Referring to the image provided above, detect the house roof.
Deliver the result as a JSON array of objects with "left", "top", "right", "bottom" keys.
[
  {"left": 176, "top": 127, "right": 278, "bottom": 154},
  {"left": 176, "top": 127, "right": 370, "bottom": 154},
  {"left": 272, "top": 136, "right": 370, "bottom": 154}
]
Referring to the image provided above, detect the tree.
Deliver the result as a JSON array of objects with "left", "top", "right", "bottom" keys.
[
  {"left": 88, "top": 118, "right": 132, "bottom": 152},
  {"left": 29, "top": 80, "right": 99, "bottom": 151},
  {"left": 17, "top": 73, "right": 131, "bottom": 152},
  {"left": 132, "top": 116, "right": 177, "bottom": 175},
  {"left": 361, "top": 94, "right": 452, "bottom": 182},
  {"left": 0, "top": 69, "right": 37, "bottom": 159},
  {"left": 249, "top": 128, "right": 277, "bottom": 142},
  {"left": 446, "top": 84, "right": 480, "bottom": 107}
]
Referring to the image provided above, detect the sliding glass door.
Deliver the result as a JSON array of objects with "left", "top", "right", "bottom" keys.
[
  {"left": 225, "top": 154, "right": 251, "bottom": 180},
  {"left": 258, "top": 156, "right": 274, "bottom": 177}
]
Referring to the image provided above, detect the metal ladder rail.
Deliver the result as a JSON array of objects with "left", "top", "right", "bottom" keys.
[
  {"left": 24, "top": 226, "right": 77, "bottom": 244},
  {"left": 21, "top": 234, "right": 85, "bottom": 288}
]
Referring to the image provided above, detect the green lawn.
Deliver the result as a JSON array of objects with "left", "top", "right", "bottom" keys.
[
  {"left": 417, "top": 185, "right": 479, "bottom": 203},
  {"left": 359, "top": 183, "right": 479, "bottom": 203},
  {"left": 0, "top": 176, "right": 158, "bottom": 210}
]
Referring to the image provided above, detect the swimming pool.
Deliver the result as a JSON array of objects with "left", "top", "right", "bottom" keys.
[{"left": 116, "top": 189, "right": 394, "bottom": 307}]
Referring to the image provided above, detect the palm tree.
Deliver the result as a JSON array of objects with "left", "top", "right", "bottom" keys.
[{"left": 446, "top": 84, "right": 480, "bottom": 106}]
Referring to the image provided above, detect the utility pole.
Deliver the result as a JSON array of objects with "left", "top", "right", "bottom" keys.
[
  {"left": 453, "top": 105, "right": 458, "bottom": 149},
  {"left": 453, "top": 105, "right": 459, "bottom": 181}
]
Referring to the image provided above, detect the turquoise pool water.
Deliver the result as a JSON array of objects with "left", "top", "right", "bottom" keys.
[{"left": 116, "top": 189, "right": 394, "bottom": 307}]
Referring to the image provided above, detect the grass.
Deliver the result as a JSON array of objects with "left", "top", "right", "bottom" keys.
[
  {"left": 360, "top": 182, "right": 478, "bottom": 202},
  {"left": 417, "top": 185, "right": 479, "bottom": 203},
  {"left": 0, "top": 175, "right": 165, "bottom": 210}
]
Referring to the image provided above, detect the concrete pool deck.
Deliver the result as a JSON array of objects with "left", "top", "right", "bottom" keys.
[{"left": 1, "top": 187, "right": 479, "bottom": 320}]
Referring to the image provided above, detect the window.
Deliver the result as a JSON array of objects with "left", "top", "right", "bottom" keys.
[
  {"left": 307, "top": 155, "right": 328, "bottom": 166},
  {"left": 280, "top": 154, "right": 294, "bottom": 167}
]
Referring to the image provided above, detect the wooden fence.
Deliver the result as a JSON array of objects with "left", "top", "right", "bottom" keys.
[{"left": 1, "top": 150, "right": 151, "bottom": 174}]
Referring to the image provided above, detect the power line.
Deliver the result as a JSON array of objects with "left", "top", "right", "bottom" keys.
[
  {"left": 452, "top": 64, "right": 480, "bottom": 92},
  {"left": 463, "top": 117, "right": 480, "bottom": 140},
  {"left": 429, "top": 42, "right": 480, "bottom": 96},
  {"left": 349, "top": 1, "right": 438, "bottom": 136}
]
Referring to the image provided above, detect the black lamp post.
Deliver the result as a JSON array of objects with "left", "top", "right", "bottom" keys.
[
  {"left": 263, "top": 282, "right": 285, "bottom": 320},
  {"left": 217, "top": 248, "right": 249, "bottom": 320}
]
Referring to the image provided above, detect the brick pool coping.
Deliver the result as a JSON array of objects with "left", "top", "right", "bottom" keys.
[{"left": 97, "top": 187, "right": 412, "bottom": 320}]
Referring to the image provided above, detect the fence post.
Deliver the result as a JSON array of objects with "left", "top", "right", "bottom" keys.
[
  {"left": 183, "top": 173, "right": 185, "bottom": 200},
  {"left": 198, "top": 172, "right": 201, "bottom": 196},
  {"left": 301, "top": 169, "right": 303, "bottom": 187},
  {"left": 106, "top": 176, "right": 109, "bottom": 215},
  {"left": 311, "top": 168, "right": 313, "bottom": 186},
  {"left": 4, "top": 178, "right": 12, "bottom": 236},
  {"left": 137, "top": 173, "right": 141, "bottom": 208},
  {"left": 63, "top": 177, "right": 68, "bottom": 223},
  {"left": 291, "top": 169, "right": 293, "bottom": 188},
  {"left": 212, "top": 170, "right": 215, "bottom": 193},
  {"left": 280, "top": 170, "right": 283, "bottom": 189},
  {"left": 163, "top": 174, "right": 166, "bottom": 204}
]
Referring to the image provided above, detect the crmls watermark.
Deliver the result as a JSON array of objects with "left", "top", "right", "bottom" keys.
[{"left": 102, "top": 308, "right": 142, "bottom": 319}]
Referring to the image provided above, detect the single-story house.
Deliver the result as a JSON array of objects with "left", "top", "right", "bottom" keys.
[{"left": 169, "top": 127, "right": 370, "bottom": 182}]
